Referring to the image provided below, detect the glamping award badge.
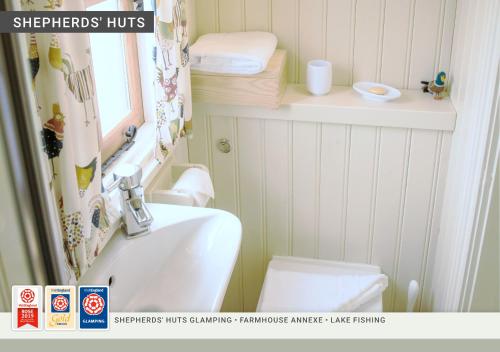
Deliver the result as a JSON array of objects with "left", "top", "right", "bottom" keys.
[
  {"left": 79, "top": 286, "right": 109, "bottom": 330},
  {"left": 45, "top": 286, "right": 76, "bottom": 330},
  {"left": 12, "top": 286, "right": 43, "bottom": 330}
]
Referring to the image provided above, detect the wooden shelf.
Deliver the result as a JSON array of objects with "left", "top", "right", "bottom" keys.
[
  {"left": 191, "top": 50, "right": 287, "bottom": 109},
  {"left": 194, "top": 84, "right": 457, "bottom": 131}
]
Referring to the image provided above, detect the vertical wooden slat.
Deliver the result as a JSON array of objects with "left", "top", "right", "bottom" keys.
[
  {"left": 194, "top": 0, "right": 454, "bottom": 88},
  {"left": 326, "top": 0, "right": 355, "bottom": 85},
  {"left": 264, "top": 120, "right": 291, "bottom": 260},
  {"left": 237, "top": 118, "right": 265, "bottom": 312},
  {"left": 352, "top": 0, "right": 383, "bottom": 83},
  {"left": 371, "top": 127, "right": 409, "bottom": 310},
  {"left": 437, "top": 0, "right": 458, "bottom": 74},
  {"left": 298, "top": 0, "right": 326, "bottom": 83},
  {"left": 218, "top": 0, "right": 244, "bottom": 32},
  {"left": 394, "top": 129, "right": 439, "bottom": 311},
  {"left": 318, "top": 124, "right": 347, "bottom": 260},
  {"left": 292, "top": 122, "right": 319, "bottom": 258},
  {"left": 344, "top": 125, "right": 377, "bottom": 262},
  {"left": 209, "top": 115, "right": 243, "bottom": 312},
  {"left": 271, "top": 0, "right": 299, "bottom": 83},
  {"left": 420, "top": 131, "right": 452, "bottom": 311},
  {"left": 245, "top": 0, "right": 270, "bottom": 31},
  {"left": 407, "top": 0, "right": 443, "bottom": 89},
  {"left": 380, "top": 0, "right": 412, "bottom": 88},
  {"left": 194, "top": 0, "right": 218, "bottom": 35}
]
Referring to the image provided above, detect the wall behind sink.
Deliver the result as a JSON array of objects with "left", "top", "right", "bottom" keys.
[
  {"left": 188, "top": 106, "right": 453, "bottom": 312},
  {"left": 192, "top": 0, "right": 457, "bottom": 88}
]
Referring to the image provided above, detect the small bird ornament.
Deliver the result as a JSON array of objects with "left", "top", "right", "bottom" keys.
[{"left": 421, "top": 71, "right": 447, "bottom": 100}]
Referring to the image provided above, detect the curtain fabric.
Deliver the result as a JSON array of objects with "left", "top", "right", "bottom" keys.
[
  {"left": 21, "top": 0, "right": 114, "bottom": 280},
  {"left": 154, "top": 0, "right": 192, "bottom": 161}
]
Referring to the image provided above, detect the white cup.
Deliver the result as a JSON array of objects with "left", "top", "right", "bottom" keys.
[{"left": 307, "top": 60, "right": 333, "bottom": 96}]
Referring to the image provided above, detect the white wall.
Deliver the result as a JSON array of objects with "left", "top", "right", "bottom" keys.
[
  {"left": 188, "top": 102, "right": 453, "bottom": 312},
  {"left": 470, "top": 161, "right": 500, "bottom": 311},
  {"left": 193, "top": 0, "right": 456, "bottom": 88},
  {"left": 431, "top": 0, "right": 500, "bottom": 311}
]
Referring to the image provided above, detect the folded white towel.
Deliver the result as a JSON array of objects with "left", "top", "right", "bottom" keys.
[
  {"left": 190, "top": 31, "right": 278, "bottom": 75},
  {"left": 258, "top": 269, "right": 389, "bottom": 312}
]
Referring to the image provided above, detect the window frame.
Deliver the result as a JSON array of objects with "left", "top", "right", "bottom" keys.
[{"left": 86, "top": 0, "right": 144, "bottom": 162}]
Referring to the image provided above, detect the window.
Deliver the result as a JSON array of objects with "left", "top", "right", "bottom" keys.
[{"left": 86, "top": 0, "right": 144, "bottom": 162}]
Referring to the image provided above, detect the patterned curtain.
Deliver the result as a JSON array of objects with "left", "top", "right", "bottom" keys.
[
  {"left": 154, "top": 0, "right": 192, "bottom": 161},
  {"left": 21, "top": 0, "right": 114, "bottom": 281}
]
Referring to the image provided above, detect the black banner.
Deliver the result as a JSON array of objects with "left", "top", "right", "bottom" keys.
[{"left": 0, "top": 11, "right": 154, "bottom": 33}]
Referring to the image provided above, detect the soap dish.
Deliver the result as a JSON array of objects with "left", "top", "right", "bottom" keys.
[{"left": 353, "top": 81, "right": 401, "bottom": 102}]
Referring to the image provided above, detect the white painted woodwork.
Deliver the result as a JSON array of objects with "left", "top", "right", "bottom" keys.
[
  {"left": 193, "top": 0, "right": 457, "bottom": 88},
  {"left": 188, "top": 89, "right": 456, "bottom": 312},
  {"left": 197, "top": 85, "right": 456, "bottom": 131},
  {"left": 431, "top": 0, "right": 500, "bottom": 311}
]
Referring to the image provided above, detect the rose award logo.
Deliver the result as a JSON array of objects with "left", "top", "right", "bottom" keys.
[
  {"left": 82, "top": 293, "right": 105, "bottom": 315},
  {"left": 12, "top": 286, "right": 42, "bottom": 330},
  {"left": 51, "top": 295, "right": 69, "bottom": 312},
  {"left": 79, "top": 286, "right": 109, "bottom": 329},
  {"left": 20, "top": 289, "right": 35, "bottom": 303}
]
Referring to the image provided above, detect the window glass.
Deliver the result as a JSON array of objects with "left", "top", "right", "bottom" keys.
[{"left": 88, "top": 0, "right": 131, "bottom": 136}]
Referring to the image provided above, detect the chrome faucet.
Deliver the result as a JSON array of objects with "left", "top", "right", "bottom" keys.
[{"left": 110, "top": 164, "right": 153, "bottom": 238}]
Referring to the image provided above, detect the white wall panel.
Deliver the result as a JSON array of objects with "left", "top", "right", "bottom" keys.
[
  {"left": 208, "top": 115, "right": 243, "bottom": 312},
  {"left": 318, "top": 124, "right": 348, "bottom": 260},
  {"left": 326, "top": 0, "right": 356, "bottom": 85},
  {"left": 292, "top": 122, "right": 320, "bottom": 257},
  {"left": 218, "top": 0, "right": 244, "bottom": 33},
  {"left": 237, "top": 118, "right": 266, "bottom": 312},
  {"left": 380, "top": 0, "right": 413, "bottom": 88},
  {"left": 352, "top": 0, "right": 383, "bottom": 83},
  {"left": 191, "top": 104, "right": 452, "bottom": 312},
  {"left": 407, "top": 0, "right": 444, "bottom": 89},
  {"left": 193, "top": 0, "right": 217, "bottom": 35},
  {"left": 370, "top": 127, "right": 409, "bottom": 310},
  {"left": 344, "top": 126, "right": 378, "bottom": 262},
  {"left": 393, "top": 129, "right": 440, "bottom": 311},
  {"left": 298, "top": 0, "right": 326, "bottom": 83},
  {"left": 271, "top": 0, "right": 299, "bottom": 83},
  {"left": 420, "top": 132, "right": 452, "bottom": 311},
  {"left": 194, "top": 0, "right": 456, "bottom": 88},
  {"left": 245, "top": 0, "right": 270, "bottom": 31},
  {"left": 264, "top": 120, "right": 292, "bottom": 260}
]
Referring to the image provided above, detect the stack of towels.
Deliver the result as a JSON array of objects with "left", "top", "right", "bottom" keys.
[
  {"left": 258, "top": 269, "right": 389, "bottom": 312},
  {"left": 190, "top": 31, "right": 278, "bottom": 75}
]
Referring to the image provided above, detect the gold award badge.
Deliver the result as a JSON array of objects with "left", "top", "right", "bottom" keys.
[{"left": 45, "top": 286, "right": 76, "bottom": 330}]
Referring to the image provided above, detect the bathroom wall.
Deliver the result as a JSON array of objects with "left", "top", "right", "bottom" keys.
[
  {"left": 470, "top": 161, "right": 499, "bottom": 312},
  {"left": 193, "top": 0, "right": 457, "bottom": 88},
  {"left": 430, "top": 0, "right": 500, "bottom": 311},
  {"left": 188, "top": 103, "right": 453, "bottom": 312}
]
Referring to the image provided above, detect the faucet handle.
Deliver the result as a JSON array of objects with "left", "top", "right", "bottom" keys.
[{"left": 112, "top": 163, "right": 142, "bottom": 191}]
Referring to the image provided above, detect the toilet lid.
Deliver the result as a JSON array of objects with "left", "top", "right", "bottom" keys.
[{"left": 257, "top": 257, "right": 387, "bottom": 312}]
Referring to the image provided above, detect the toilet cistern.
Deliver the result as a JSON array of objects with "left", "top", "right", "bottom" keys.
[{"left": 109, "top": 163, "right": 154, "bottom": 238}]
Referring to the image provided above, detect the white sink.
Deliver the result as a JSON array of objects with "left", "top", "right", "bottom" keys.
[{"left": 79, "top": 203, "right": 241, "bottom": 312}]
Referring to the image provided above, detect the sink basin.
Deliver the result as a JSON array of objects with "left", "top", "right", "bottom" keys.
[{"left": 79, "top": 203, "right": 241, "bottom": 312}]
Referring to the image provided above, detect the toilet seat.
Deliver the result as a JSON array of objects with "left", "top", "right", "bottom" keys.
[{"left": 257, "top": 256, "right": 385, "bottom": 312}]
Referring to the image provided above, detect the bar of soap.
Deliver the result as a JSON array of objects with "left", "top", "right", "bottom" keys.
[{"left": 368, "top": 86, "right": 387, "bottom": 95}]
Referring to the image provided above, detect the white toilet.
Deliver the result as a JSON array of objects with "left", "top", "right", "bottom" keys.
[{"left": 256, "top": 256, "right": 387, "bottom": 312}]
